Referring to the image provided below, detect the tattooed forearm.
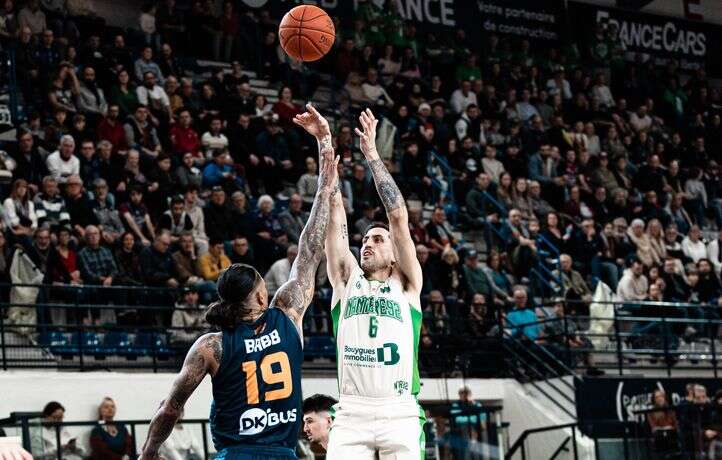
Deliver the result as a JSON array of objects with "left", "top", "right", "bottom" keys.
[
  {"left": 318, "top": 135, "right": 333, "bottom": 152},
  {"left": 368, "top": 158, "right": 404, "bottom": 213},
  {"left": 341, "top": 222, "right": 348, "bottom": 241},
  {"left": 141, "top": 334, "right": 218, "bottom": 457}
]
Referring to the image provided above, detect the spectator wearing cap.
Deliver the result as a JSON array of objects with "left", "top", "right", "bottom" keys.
[
  {"left": 297, "top": 157, "right": 318, "bottom": 209},
  {"left": 159, "top": 195, "right": 194, "bottom": 246},
  {"left": 278, "top": 194, "right": 308, "bottom": 245},
  {"left": 462, "top": 249, "right": 491, "bottom": 300},
  {"left": 198, "top": 237, "right": 231, "bottom": 282},
  {"left": 90, "top": 178, "right": 124, "bottom": 246},
  {"left": 33, "top": 176, "right": 69, "bottom": 230},
  {"left": 78, "top": 225, "right": 118, "bottom": 288},
  {"left": 119, "top": 185, "right": 155, "bottom": 246},
  {"left": 46, "top": 135, "right": 80, "bottom": 185},
  {"left": 170, "top": 286, "right": 207, "bottom": 346},
  {"left": 204, "top": 186, "right": 235, "bottom": 242},
  {"left": 31, "top": 401, "right": 86, "bottom": 460}
]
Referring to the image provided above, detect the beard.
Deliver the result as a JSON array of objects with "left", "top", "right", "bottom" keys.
[{"left": 360, "top": 255, "right": 392, "bottom": 275}]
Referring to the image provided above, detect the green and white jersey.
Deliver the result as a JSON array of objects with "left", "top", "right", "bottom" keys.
[{"left": 331, "top": 265, "right": 422, "bottom": 399}]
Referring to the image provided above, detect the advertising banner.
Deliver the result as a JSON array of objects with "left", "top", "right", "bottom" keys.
[
  {"left": 568, "top": 1, "right": 722, "bottom": 75},
  {"left": 575, "top": 377, "right": 722, "bottom": 436}
]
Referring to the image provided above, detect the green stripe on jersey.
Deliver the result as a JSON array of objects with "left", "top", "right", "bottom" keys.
[
  {"left": 411, "top": 305, "right": 422, "bottom": 395},
  {"left": 331, "top": 300, "right": 341, "bottom": 337}
]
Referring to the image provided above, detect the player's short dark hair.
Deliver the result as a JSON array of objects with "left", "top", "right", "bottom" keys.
[
  {"left": 303, "top": 394, "right": 337, "bottom": 414},
  {"left": 363, "top": 222, "right": 389, "bottom": 236},
  {"left": 205, "top": 264, "right": 262, "bottom": 329}
]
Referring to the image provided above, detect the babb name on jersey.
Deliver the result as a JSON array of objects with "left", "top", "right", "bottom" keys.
[
  {"left": 344, "top": 296, "right": 402, "bottom": 322},
  {"left": 244, "top": 329, "right": 281, "bottom": 354}
]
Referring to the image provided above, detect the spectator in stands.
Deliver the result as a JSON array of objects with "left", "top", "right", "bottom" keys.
[
  {"left": 90, "top": 179, "right": 123, "bottom": 245},
  {"left": 110, "top": 69, "right": 138, "bottom": 119},
  {"left": 170, "top": 287, "right": 207, "bottom": 346},
  {"left": 146, "top": 154, "right": 177, "bottom": 219},
  {"left": 554, "top": 254, "right": 592, "bottom": 304},
  {"left": 426, "top": 207, "right": 456, "bottom": 255},
  {"left": 97, "top": 106, "right": 128, "bottom": 154},
  {"left": 483, "top": 250, "right": 514, "bottom": 304},
  {"left": 251, "top": 194, "right": 287, "bottom": 273},
  {"left": 3, "top": 179, "right": 37, "bottom": 239},
  {"left": 682, "top": 225, "right": 707, "bottom": 263},
  {"left": 124, "top": 105, "right": 161, "bottom": 159},
  {"left": 140, "top": 230, "right": 178, "bottom": 287},
  {"left": 450, "top": 80, "right": 477, "bottom": 115},
  {"left": 176, "top": 151, "right": 203, "bottom": 191},
  {"left": 627, "top": 218, "right": 661, "bottom": 268},
  {"left": 264, "top": 244, "right": 297, "bottom": 297},
  {"left": 78, "top": 225, "right": 117, "bottom": 287},
  {"left": 170, "top": 109, "right": 200, "bottom": 158},
  {"left": 172, "top": 231, "right": 214, "bottom": 301},
  {"left": 159, "top": 195, "right": 193, "bottom": 245},
  {"left": 203, "top": 186, "right": 234, "bottom": 242},
  {"left": 77, "top": 66, "right": 108, "bottom": 121},
  {"left": 119, "top": 185, "right": 155, "bottom": 245},
  {"left": 11, "top": 129, "right": 47, "bottom": 190},
  {"left": 202, "top": 149, "right": 241, "bottom": 190},
  {"left": 137, "top": 71, "right": 173, "bottom": 124},
  {"left": 424, "top": 290, "right": 450, "bottom": 335},
  {"left": 707, "top": 230, "right": 722, "bottom": 277},
  {"left": 277, "top": 193, "right": 307, "bottom": 245},
  {"left": 228, "top": 236, "right": 254, "bottom": 266},
  {"left": 32, "top": 401, "right": 85, "bottom": 460},
  {"left": 501, "top": 208, "right": 537, "bottom": 278},
  {"left": 157, "top": 407, "right": 204, "bottom": 459},
  {"left": 462, "top": 250, "right": 491, "bottom": 300},
  {"left": 296, "top": 157, "right": 318, "bottom": 209},
  {"left": 434, "top": 246, "right": 464, "bottom": 299},
  {"left": 78, "top": 140, "right": 99, "bottom": 185},
  {"left": 46, "top": 225, "right": 81, "bottom": 288},
  {"left": 201, "top": 117, "right": 230, "bottom": 156},
  {"left": 617, "top": 257, "right": 648, "bottom": 302},
  {"left": 46, "top": 135, "right": 80, "bottom": 185},
  {"left": 506, "top": 287, "right": 541, "bottom": 342},
  {"left": 89, "top": 397, "right": 134, "bottom": 460},
  {"left": 134, "top": 46, "right": 164, "bottom": 84},
  {"left": 113, "top": 231, "right": 143, "bottom": 288},
  {"left": 197, "top": 237, "right": 230, "bottom": 282},
  {"left": 182, "top": 185, "right": 208, "bottom": 252}
]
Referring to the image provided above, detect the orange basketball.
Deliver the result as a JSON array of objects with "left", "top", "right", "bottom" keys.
[{"left": 278, "top": 5, "right": 335, "bottom": 62}]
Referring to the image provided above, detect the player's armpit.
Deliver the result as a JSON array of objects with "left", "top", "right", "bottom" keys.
[{"left": 140, "top": 333, "right": 220, "bottom": 459}]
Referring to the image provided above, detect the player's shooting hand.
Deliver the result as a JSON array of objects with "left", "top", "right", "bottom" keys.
[
  {"left": 354, "top": 108, "right": 379, "bottom": 158},
  {"left": 292, "top": 103, "right": 330, "bottom": 139}
]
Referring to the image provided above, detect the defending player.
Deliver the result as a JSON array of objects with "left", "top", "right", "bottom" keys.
[
  {"left": 139, "top": 104, "right": 338, "bottom": 460},
  {"left": 325, "top": 109, "right": 426, "bottom": 458}
]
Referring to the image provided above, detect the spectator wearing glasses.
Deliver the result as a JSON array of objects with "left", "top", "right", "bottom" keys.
[{"left": 228, "top": 236, "right": 254, "bottom": 266}]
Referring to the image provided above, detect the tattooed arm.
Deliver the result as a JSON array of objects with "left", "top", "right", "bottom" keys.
[
  {"left": 356, "top": 109, "right": 423, "bottom": 293},
  {"left": 140, "top": 333, "right": 221, "bottom": 460},
  {"left": 272, "top": 105, "right": 338, "bottom": 334}
]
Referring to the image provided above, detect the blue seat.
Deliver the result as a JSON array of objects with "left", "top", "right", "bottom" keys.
[
  {"left": 41, "top": 331, "right": 75, "bottom": 356},
  {"left": 133, "top": 332, "right": 172, "bottom": 359},
  {"left": 71, "top": 331, "right": 106, "bottom": 356},
  {"left": 103, "top": 331, "right": 133, "bottom": 356},
  {"left": 305, "top": 335, "right": 336, "bottom": 359}
]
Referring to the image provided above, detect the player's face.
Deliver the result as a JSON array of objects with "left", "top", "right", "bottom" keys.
[
  {"left": 361, "top": 227, "right": 395, "bottom": 273},
  {"left": 303, "top": 411, "right": 330, "bottom": 444}
]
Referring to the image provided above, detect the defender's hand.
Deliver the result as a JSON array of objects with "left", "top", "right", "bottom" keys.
[
  {"left": 355, "top": 108, "right": 379, "bottom": 159},
  {"left": 293, "top": 103, "right": 330, "bottom": 139}
]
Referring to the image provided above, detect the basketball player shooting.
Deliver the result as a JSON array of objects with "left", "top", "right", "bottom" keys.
[
  {"left": 139, "top": 104, "right": 338, "bottom": 460},
  {"left": 326, "top": 109, "right": 426, "bottom": 459}
]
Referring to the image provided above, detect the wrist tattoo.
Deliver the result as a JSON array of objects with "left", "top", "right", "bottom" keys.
[{"left": 319, "top": 136, "right": 333, "bottom": 152}]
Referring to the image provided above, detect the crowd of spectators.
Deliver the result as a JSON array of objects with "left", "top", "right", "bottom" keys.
[{"left": 0, "top": 1, "right": 721, "bottom": 355}]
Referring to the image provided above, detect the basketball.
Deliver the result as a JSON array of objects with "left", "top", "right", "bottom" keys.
[{"left": 278, "top": 5, "right": 335, "bottom": 62}]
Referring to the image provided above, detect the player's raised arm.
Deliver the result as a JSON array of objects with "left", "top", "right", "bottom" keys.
[
  {"left": 140, "top": 333, "right": 221, "bottom": 460},
  {"left": 356, "top": 108, "right": 422, "bottom": 293},
  {"left": 272, "top": 105, "right": 338, "bottom": 331}
]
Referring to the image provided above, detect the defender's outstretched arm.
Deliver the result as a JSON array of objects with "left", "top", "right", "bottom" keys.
[
  {"left": 356, "top": 109, "right": 422, "bottom": 292},
  {"left": 272, "top": 105, "right": 338, "bottom": 333},
  {"left": 140, "top": 333, "right": 221, "bottom": 459}
]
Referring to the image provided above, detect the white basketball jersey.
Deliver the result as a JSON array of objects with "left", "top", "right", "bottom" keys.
[{"left": 331, "top": 266, "right": 422, "bottom": 399}]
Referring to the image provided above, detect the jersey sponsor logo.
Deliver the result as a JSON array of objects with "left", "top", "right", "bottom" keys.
[
  {"left": 394, "top": 380, "right": 409, "bottom": 396},
  {"left": 343, "top": 296, "right": 402, "bottom": 322},
  {"left": 238, "top": 407, "right": 298, "bottom": 436},
  {"left": 244, "top": 329, "right": 281, "bottom": 354},
  {"left": 343, "top": 342, "right": 400, "bottom": 367}
]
